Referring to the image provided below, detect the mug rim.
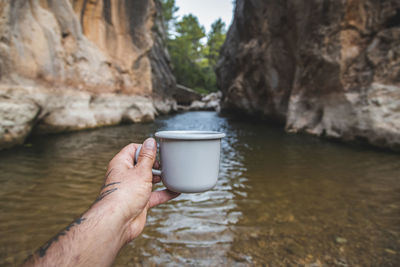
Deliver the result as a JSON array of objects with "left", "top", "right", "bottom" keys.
[{"left": 155, "top": 130, "right": 225, "bottom": 140}]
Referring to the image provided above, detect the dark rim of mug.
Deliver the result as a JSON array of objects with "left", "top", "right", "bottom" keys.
[{"left": 155, "top": 131, "right": 225, "bottom": 140}]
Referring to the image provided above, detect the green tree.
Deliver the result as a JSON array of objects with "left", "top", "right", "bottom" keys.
[
  {"left": 160, "top": 0, "right": 227, "bottom": 94},
  {"left": 200, "top": 19, "right": 227, "bottom": 92},
  {"left": 174, "top": 14, "right": 205, "bottom": 60},
  {"left": 168, "top": 14, "right": 207, "bottom": 92},
  {"left": 205, "top": 19, "right": 226, "bottom": 68}
]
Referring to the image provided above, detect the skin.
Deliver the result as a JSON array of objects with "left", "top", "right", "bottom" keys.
[{"left": 23, "top": 138, "right": 179, "bottom": 267}]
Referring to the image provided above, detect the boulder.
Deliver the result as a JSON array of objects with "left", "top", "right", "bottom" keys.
[
  {"left": 173, "top": 84, "right": 202, "bottom": 105},
  {"left": 0, "top": 94, "right": 40, "bottom": 149},
  {"left": 188, "top": 91, "right": 222, "bottom": 112}
]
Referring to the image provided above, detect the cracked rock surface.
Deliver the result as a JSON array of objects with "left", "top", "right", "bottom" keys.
[
  {"left": 217, "top": 0, "right": 400, "bottom": 150},
  {"left": 0, "top": 0, "right": 176, "bottom": 149}
]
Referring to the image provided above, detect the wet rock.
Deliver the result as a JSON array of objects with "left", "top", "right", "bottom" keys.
[
  {"left": 384, "top": 248, "right": 396, "bottom": 255},
  {"left": 227, "top": 251, "right": 249, "bottom": 262},
  {"left": 153, "top": 97, "right": 177, "bottom": 115},
  {"left": 0, "top": 93, "right": 40, "bottom": 149},
  {"left": 122, "top": 99, "right": 156, "bottom": 124},
  {"left": 0, "top": 86, "right": 156, "bottom": 138},
  {"left": 306, "top": 259, "right": 323, "bottom": 267},
  {"left": 187, "top": 91, "right": 222, "bottom": 112},
  {"left": 217, "top": 0, "right": 400, "bottom": 151},
  {"left": 335, "top": 237, "right": 348, "bottom": 244},
  {"left": 173, "top": 84, "right": 202, "bottom": 106},
  {"left": 334, "top": 258, "right": 349, "bottom": 267},
  {"left": 249, "top": 232, "right": 259, "bottom": 239},
  {"left": 186, "top": 101, "right": 206, "bottom": 111}
]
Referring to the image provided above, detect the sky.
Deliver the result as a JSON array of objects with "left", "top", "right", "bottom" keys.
[{"left": 174, "top": 0, "right": 234, "bottom": 34}]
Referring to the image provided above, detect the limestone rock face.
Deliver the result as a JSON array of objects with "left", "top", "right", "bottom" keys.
[
  {"left": 1, "top": 0, "right": 156, "bottom": 94},
  {"left": 0, "top": 0, "right": 176, "bottom": 149},
  {"left": 0, "top": 86, "right": 156, "bottom": 147},
  {"left": 0, "top": 90, "right": 40, "bottom": 149},
  {"left": 217, "top": 0, "right": 400, "bottom": 150}
]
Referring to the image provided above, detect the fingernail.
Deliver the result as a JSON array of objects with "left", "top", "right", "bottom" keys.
[{"left": 143, "top": 138, "right": 156, "bottom": 149}]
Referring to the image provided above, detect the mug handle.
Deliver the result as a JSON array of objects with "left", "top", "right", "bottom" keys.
[{"left": 134, "top": 145, "right": 162, "bottom": 176}]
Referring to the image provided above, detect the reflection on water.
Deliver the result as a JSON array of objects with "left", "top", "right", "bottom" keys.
[{"left": 0, "top": 111, "right": 399, "bottom": 266}]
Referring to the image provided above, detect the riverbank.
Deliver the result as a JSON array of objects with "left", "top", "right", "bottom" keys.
[
  {"left": 0, "top": 0, "right": 177, "bottom": 150},
  {"left": 0, "top": 85, "right": 222, "bottom": 150},
  {"left": 0, "top": 85, "right": 169, "bottom": 149}
]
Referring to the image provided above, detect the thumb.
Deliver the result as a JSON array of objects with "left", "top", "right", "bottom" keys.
[{"left": 136, "top": 138, "right": 157, "bottom": 170}]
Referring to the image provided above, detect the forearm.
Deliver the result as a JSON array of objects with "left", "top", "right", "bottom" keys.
[
  {"left": 23, "top": 202, "right": 127, "bottom": 267},
  {"left": 23, "top": 141, "right": 177, "bottom": 266}
]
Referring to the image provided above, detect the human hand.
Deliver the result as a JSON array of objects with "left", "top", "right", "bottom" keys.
[
  {"left": 23, "top": 138, "right": 178, "bottom": 267},
  {"left": 94, "top": 138, "right": 180, "bottom": 243}
]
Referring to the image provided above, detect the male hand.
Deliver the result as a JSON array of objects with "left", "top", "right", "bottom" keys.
[
  {"left": 24, "top": 138, "right": 179, "bottom": 267},
  {"left": 96, "top": 138, "right": 180, "bottom": 242}
]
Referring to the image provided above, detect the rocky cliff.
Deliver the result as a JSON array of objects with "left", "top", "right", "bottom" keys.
[
  {"left": 217, "top": 0, "right": 400, "bottom": 150},
  {"left": 150, "top": 0, "right": 178, "bottom": 113},
  {"left": 0, "top": 0, "right": 176, "bottom": 149}
]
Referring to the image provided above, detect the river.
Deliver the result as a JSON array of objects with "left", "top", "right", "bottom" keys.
[{"left": 0, "top": 111, "right": 399, "bottom": 266}]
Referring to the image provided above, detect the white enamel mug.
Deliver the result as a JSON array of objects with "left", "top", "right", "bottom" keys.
[{"left": 135, "top": 130, "right": 225, "bottom": 193}]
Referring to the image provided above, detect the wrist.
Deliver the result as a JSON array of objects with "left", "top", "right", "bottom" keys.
[{"left": 85, "top": 200, "right": 130, "bottom": 248}]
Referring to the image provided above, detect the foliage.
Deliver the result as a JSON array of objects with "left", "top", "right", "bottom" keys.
[
  {"left": 206, "top": 19, "right": 227, "bottom": 68},
  {"left": 160, "top": 0, "right": 227, "bottom": 94}
]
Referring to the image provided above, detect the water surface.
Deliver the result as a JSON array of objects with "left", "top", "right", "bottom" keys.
[{"left": 0, "top": 111, "right": 399, "bottom": 266}]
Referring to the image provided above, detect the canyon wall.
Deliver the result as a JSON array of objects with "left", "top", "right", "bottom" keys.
[
  {"left": 217, "top": 0, "right": 400, "bottom": 150},
  {"left": 150, "top": 0, "right": 178, "bottom": 113},
  {"left": 0, "top": 0, "right": 176, "bottom": 149}
]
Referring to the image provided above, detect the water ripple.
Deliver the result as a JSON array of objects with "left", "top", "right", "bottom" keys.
[{"left": 0, "top": 112, "right": 399, "bottom": 266}]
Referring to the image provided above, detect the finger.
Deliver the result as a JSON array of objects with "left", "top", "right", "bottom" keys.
[
  {"left": 152, "top": 176, "right": 161, "bottom": 184},
  {"left": 109, "top": 143, "right": 140, "bottom": 169},
  {"left": 148, "top": 189, "right": 180, "bottom": 208},
  {"left": 153, "top": 160, "right": 160, "bottom": 169},
  {"left": 152, "top": 160, "right": 161, "bottom": 183},
  {"left": 136, "top": 138, "right": 157, "bottom": 170}
]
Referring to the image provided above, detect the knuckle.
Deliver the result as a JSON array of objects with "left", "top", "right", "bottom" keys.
[{"left": 139, "top": 151, "right": 155, "bottom": 161}]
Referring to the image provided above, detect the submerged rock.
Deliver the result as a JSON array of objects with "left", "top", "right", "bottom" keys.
[
  {"left": 217, "top": 0, "right": 400, "bottom": 150},
  {"left": 335, "top": 237, "right": 348, "bottom": 244}
]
